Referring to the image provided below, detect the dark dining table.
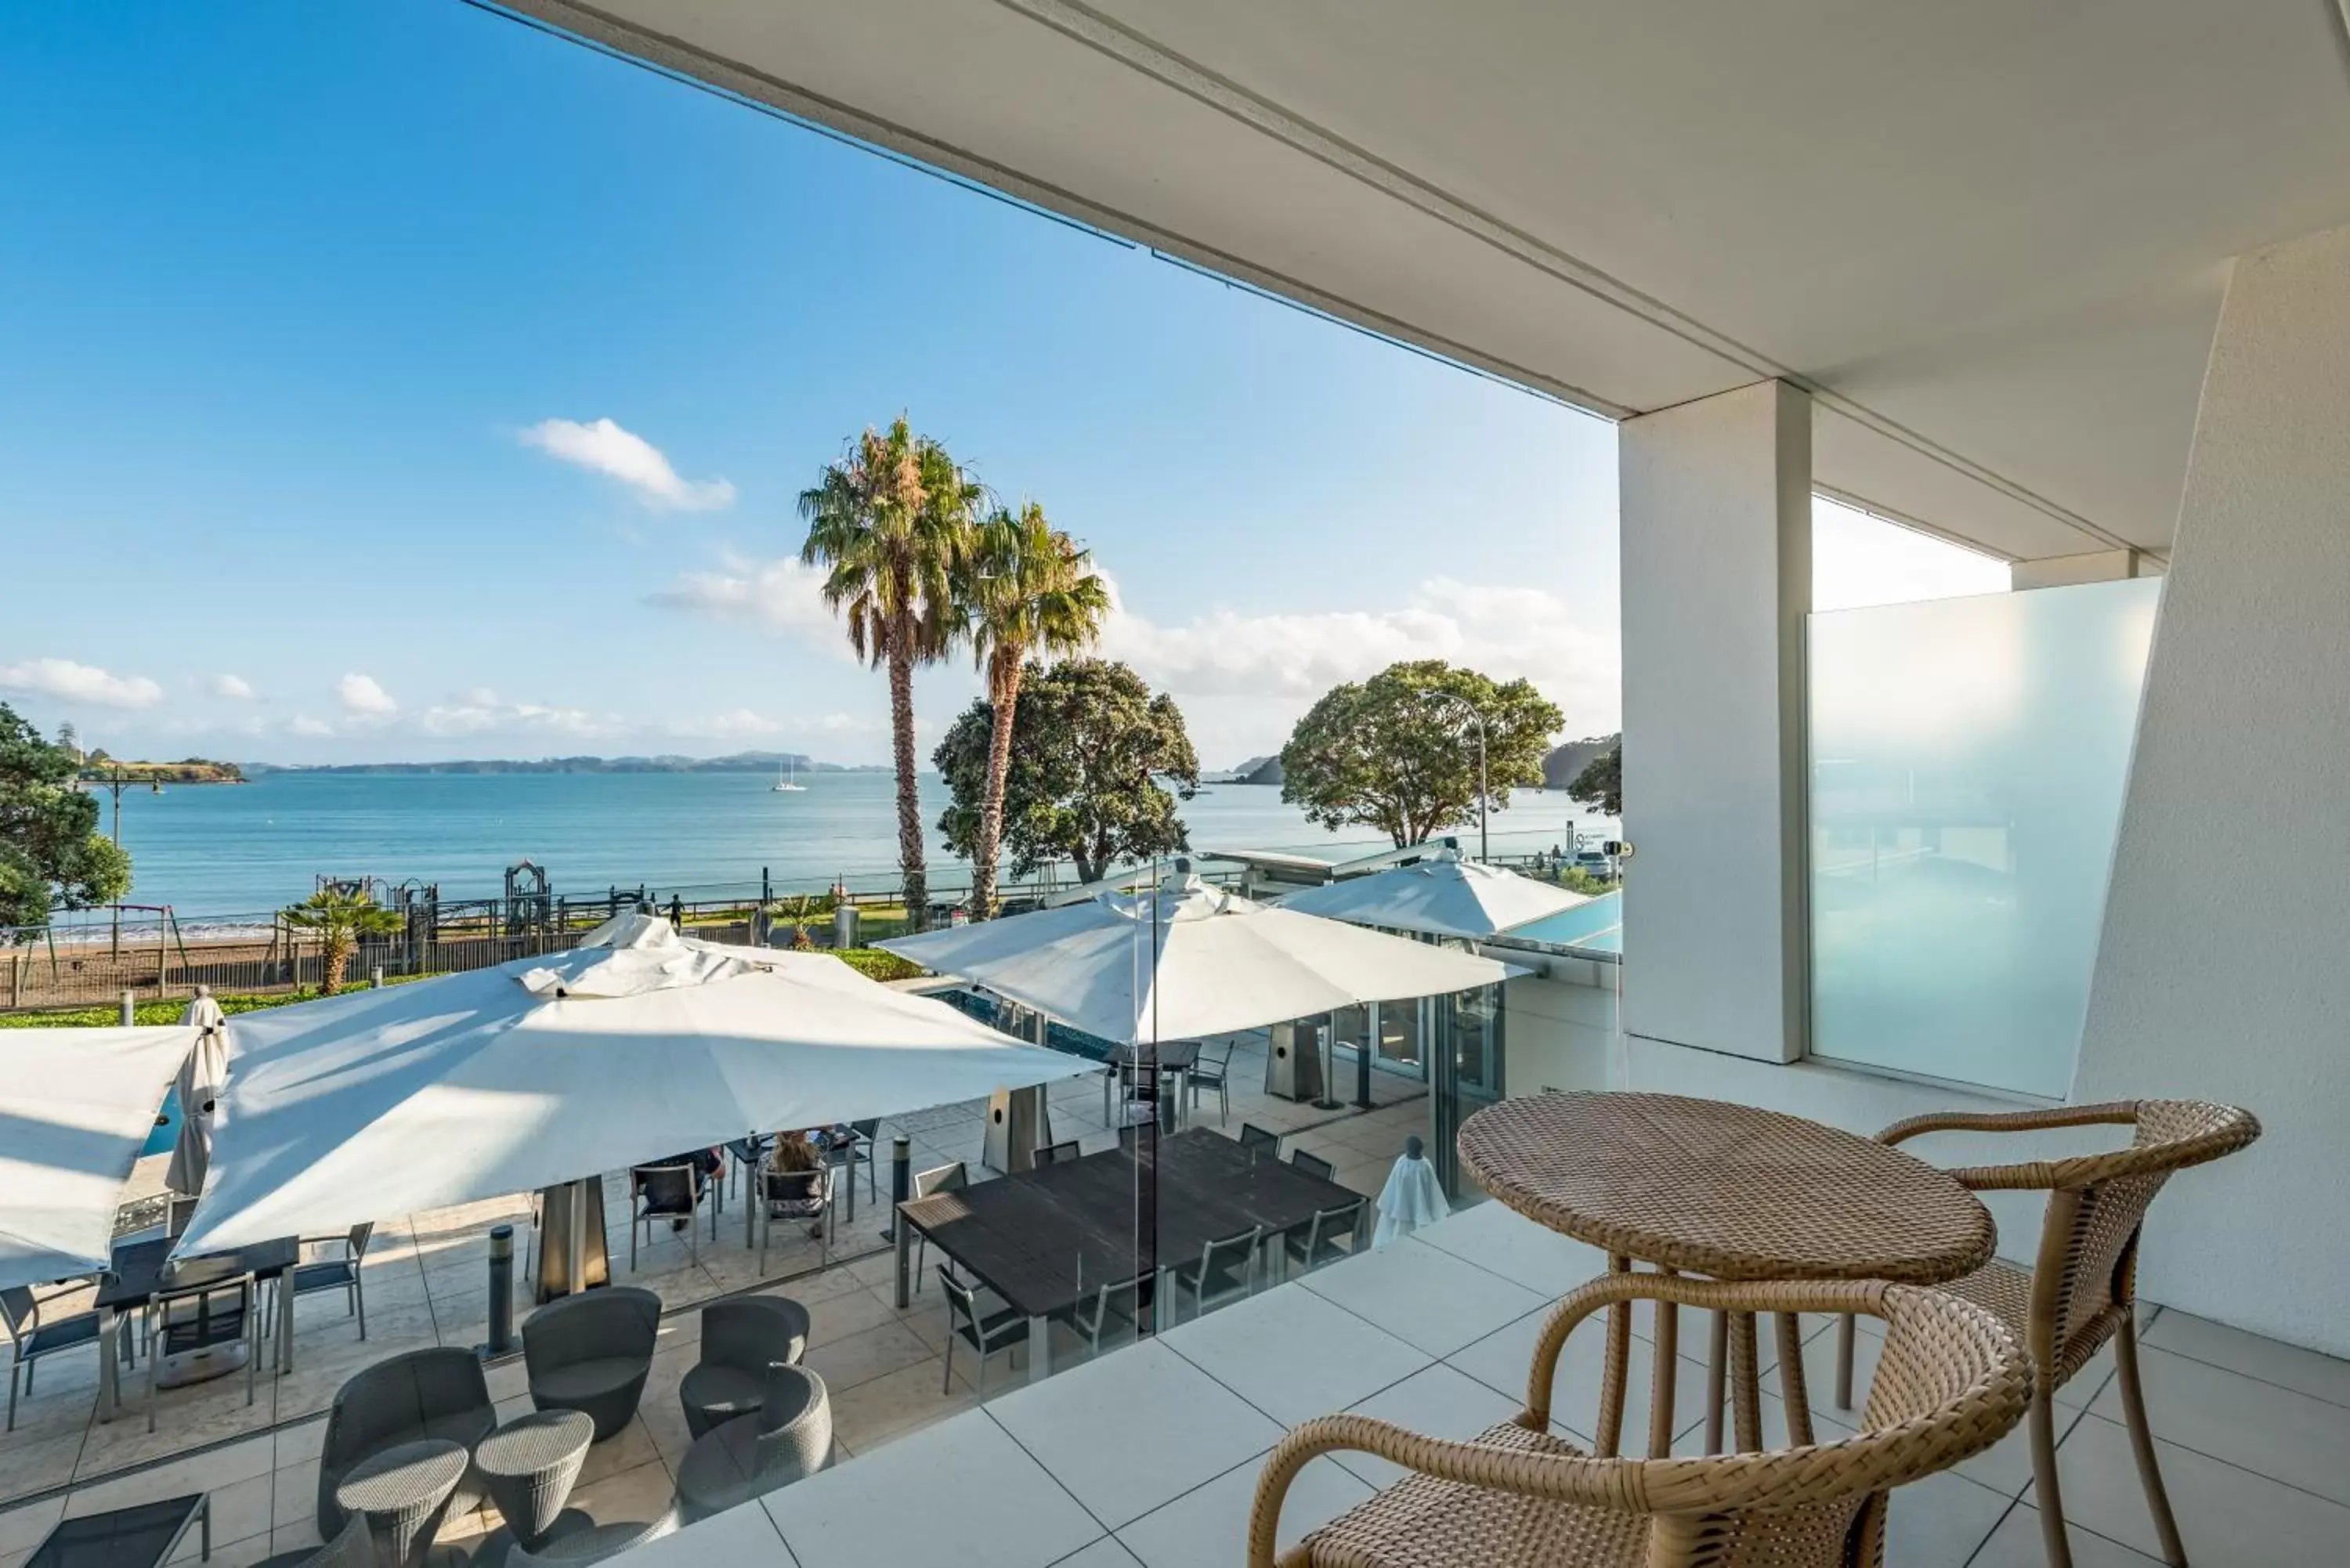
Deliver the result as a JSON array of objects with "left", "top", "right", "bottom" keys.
[
  {"left": 895, "top": 1125, "right": 1363, "bottom": 1382},
  {"left": 94, "top": 1234, "right": 301, "bottom": 1422},
  {"left": 1101, "top": 1040, "right": 1202, "bottom": 1129}
]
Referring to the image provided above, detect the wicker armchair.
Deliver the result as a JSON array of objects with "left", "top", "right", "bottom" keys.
[
  {"left": 679, "top": 1296, "right": 811, "bottom": 1439},
  {"left": 674, "top": 1364, "right": 833, "bottom": 1521},
  {"left": 1832, "top": 1098, "right": 2259, "bottom": 1568},
  {"left": 316, "top": 1347, "right": 495, "bottom": 1538},
  {"left": 1251, "top": 1274, "right": 2030, "bottom": 1568},
  {"left": 521, "top": 1286, "right": 662, "bottom": 1441}
]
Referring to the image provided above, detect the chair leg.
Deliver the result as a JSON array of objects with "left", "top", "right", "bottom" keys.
[
  {"left": 630, "top": 1216, "right": 639, "bottom": 1272},
  {"left": 356, "top": 1274, "right": 367, "bottom": 1341},
  {"left": 7, "top": 1362, "right": 16, "bottom": 1433},
  {"left": 2114, "top": 1315, "right": 2189, "bottom": 1566},
  {"left": 941, "top": 1331, "right": 955, "bottom": 1395},
  {"left": 2029, "top": 1385, "right": 2074, "bottom": 1568},
  {"left": 1835, "top": 1313, "right": 1855, "bottom": 1409}
]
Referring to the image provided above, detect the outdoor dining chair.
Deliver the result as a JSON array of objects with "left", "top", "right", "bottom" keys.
[
  {"left": 1239, "top": 1123, "right": 1283, "bottom": 1159},
  {"left": 910, "top": 1162, "right": 967, "bottom": 1292},
  {"left": 1252, "top": 1274, "right": 2030, "bottom": 1568},
  {"left": 627, "top": 1163, "right": 712, "bottom": 1270},
  {"left": 274, "top": 1223, "right": 373, "bottom": 1346},
  {"left": 144, "top": 1272, "right": 259, "bottom": 1431},
  {"left": 1831, "top": 1098, "right": 2260, "bottom": 1568},
  {"left": 826, "top": 1118, "right": 882, "bottom": 1208},
  {"left": 1282, "top": 1197, "right": 1365, "bottom": 1280},
  {"left": 1288, "top": 1149, "right": 1338, "bottom": 1183},
  {"left": 938, "top": 1267, "right": 1029, "bottom": 1393},
  {"left": 1170, "top": 1225, "right": 1263, "bottom": 1321},
  {"left": 757, "top": 1165, "right": 833, "bottom": 1274},
  {"left": 1035, "top": 1140, "right": 1083, "bottom": 1167},
  {"left": 1189, "top": 1038, "right": 1235, "bottom": 1125},
  {"left": 1052, "top": 1272, "right": 1151, "bottom": 1358},
  {"left": 1, "top": 1283, "right": 127, "bottom": 1432}
]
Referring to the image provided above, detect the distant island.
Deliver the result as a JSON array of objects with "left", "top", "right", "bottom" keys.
[
  {"left": 1542, "top": 732, "right": 1620, "bottom": 790},
  {"left": 241, "top": 750, "right": 887, "bottom": 777},
  {"left": 79, "top": 756, "right": 245, "bottom": 784}
]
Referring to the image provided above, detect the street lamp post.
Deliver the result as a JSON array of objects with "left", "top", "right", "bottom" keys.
[
  {"left": 80, "top": 769, "right": 160, "bottom": 958},
  {"left": 1416, "top": 691, "right": 1489, "bottom": 862}
]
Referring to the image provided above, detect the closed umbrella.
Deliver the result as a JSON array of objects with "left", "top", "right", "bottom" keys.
[
  {"left": 879, "top": 865, "right": 1512, "bottom": 1046},
  {"left": 1275, "top": 848, "right": 1589, "bottom": 939},
  {"left": 0, "top": 1027, "right": 202, "bottom": 1291},
  {"left": 164, "top": 988, "right": 230, "bottom": 1197},
  {"left": 176, "top": 914, "right": 1093, "bottom": 1258}
]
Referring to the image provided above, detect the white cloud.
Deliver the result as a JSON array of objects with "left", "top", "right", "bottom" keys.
[
  {"left": 420, "top": 689, "right": 612, "bottom": 739},
  {"left": 336, "top": 674, "right": 399, "bottom": 716},
  {"left": 0, "top": 657, "right": 164, "bottom": 710},
  {"left": 287, "top": 714, "right": 337, "bottom": 738},
  {"left": 521, "top": 417, "right": 735, "bottom": 512},
  {"left": 649, "top": 555, "right": 844, "bottom": 652},
  {"left": 209, "top": 674, "right": 258, "bottom": 700}
]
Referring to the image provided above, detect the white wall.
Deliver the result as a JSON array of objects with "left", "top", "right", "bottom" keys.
[
  {"left": 2074, "top": 224, "right": 2350, "bottom": 1358},
  {"left": 1619, "top": 381, "right": 1811, "bottom": 1063}
]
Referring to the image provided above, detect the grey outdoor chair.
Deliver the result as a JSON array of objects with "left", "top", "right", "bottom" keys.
[
  {"left": 938, "top": 1268, "right": 1028, "bottom": 1393},
  {"left": 680, "top": 1296, "right": 811, "bottom": 1439},
  {"left": 1289, "top": 1150, "right": 1337, "bottom": 1183},
  {"left": 1170, "top": 1226, "right": 1263, "bottom": 1321},
  {"left": 756, "top": 1166, "right": 832, "bottom": 1274},
  {"left": 2, "top": 1283, "right": 127, "bottom": 1433},
  {"left": 627, "top": 1164, "right": 711, "bottom": 1269},
  {"left": 826, "top": 1119, "right": 881, "bottom": 1207},
  {"left": 1238, "top": 1123, "right": 1282, "bottom": 1159},
  {"left": 277, "top": 1223, "right": 374, "bottom": 1346},
  {"left": 674, "top": 1364, "right": 833, "bottom": 1522},
  {"left": 1050, "top": 1272, "right": 1150, "bottom": 1358},
  {"left": 316, "top": 1346, "right": 495, "bottom": 1537},
  {"left": 1282, "top": 1198, "right": 1365, "bottom": 1278},
  {"left": 146, "top": 1272, "right": 259, "bottom": 1431},
  {"left": 520, "top": 1286, "right": 661, "bottom": 1442},
  {"left": 506, "top": 1510, "right": 678, "bottom": 1568},
  {"left": 1190, "top": 1039, "right": 1235, "bottom": 1125},
  {"left": 909, "top": 1162, "right": 966, "bottom": 1292},
  {"left": 255, "top": 1512, "right": 378, "bottom": 1568}
]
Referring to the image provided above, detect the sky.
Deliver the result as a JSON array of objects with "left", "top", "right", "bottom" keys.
[{"left": 0, "top": 2, "right": 2007, "bottom": 771}]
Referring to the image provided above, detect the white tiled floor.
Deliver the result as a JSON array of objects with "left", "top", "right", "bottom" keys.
[
  {"left": 543, "top": 1198, "right": 2350, "bottom": 1568},
  {"left": 0, "top": 1032, "right": 1431, "bottom": 1566}
]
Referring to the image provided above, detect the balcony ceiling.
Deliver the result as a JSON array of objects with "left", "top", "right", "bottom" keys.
[{"left": 504, "top": 0, "right": 2350, "bottom": 561}]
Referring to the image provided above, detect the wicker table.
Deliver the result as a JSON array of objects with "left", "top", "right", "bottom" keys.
[
  {"left": 1457, "top": 1092, "right": 1994, "bottom": 1458},
  {"left": 473, "top": 1410, "right": 594, "bottom": 1551},
  {"left": 333, "top": 1439, "right": 471, "bottom": 1568}
]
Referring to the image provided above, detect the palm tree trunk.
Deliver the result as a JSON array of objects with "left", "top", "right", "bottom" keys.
[
  {"left": 887, "top": 645, "right": 929, "bottom": 929},
  {"left": 973, "top": 663, "right": 1021, "bottom": 920},
  {"left": 324, "top": 929, "right": 352, "bottom": 995}
]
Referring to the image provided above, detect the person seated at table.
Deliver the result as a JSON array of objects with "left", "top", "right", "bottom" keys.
[
  {"left": 767, "top": 1132, "right": 826, "bottom": 1239},
  {"left": 656, "top": 1147, "right": 724, "bottom": 1230}
]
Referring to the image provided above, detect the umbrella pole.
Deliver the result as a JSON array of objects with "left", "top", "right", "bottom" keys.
[{"left": 567, "top": 1181, "right": 587, "bottom": 1298}]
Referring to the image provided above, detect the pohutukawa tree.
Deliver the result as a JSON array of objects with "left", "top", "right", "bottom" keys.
[
  {"left": 1278, "top": 659, "right": 1563, "bottom": 848},
  {"left": 953, "top": 502, "right": 1111, "bottom": 919},
  {"left": 800, "top": 417, "right": 982, "bottom": 927}
]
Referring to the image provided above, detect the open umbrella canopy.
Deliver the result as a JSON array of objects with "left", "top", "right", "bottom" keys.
[
  {"left": 1274, "top": 849, "right": 1591, "bottom": 939},
  {"left": 176, "top": 916, "right": 1092, "bottom": 1257},
  {"left": 880, "top": 869, "right": 1512, "bottom": 1046},
  {"left": 0, "top": 1026, "right": 204, "bottom": 1291}
]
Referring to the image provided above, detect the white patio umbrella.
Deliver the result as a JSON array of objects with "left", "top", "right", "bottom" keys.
[
  {"left": 0, "top": 1026, "right": 203, "bottom": 1291},
  {"left": 879, "top": 865, "right": 1513, "bottom": 1046},
  {"left": 175, "top": 914, "right": 1094, "bottom": 1258},
  {"left": 1275, "top": 848, "right": 1590, "bottom": 939},
  {"left": 164, "top": 988, "right": 230, "bottom": 1197}
]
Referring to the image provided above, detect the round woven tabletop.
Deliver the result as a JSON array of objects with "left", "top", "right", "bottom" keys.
[
  {"left": 335, "top": 1439, "right": 469, "bottom": 1515},
  {"left": 475, "top": 1410, "right": 595, "bottom": 1480},
  {"left": 1457, "top": 1092, "right": 1995, "bottom": 1283}
]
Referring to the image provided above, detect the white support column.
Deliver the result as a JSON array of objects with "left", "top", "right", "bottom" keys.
[
  {"left": 2076, "top": 224, "right": 2350, "bottom": 1357},
  {"left": 1618, "top": 381, "right": 1811, "bottom": 1064}
]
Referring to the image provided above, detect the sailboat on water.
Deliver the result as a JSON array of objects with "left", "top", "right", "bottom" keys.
[{"left": 772, "top": 758, "right": 807, "bottom": 793}]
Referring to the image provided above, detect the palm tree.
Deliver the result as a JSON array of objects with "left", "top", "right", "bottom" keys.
[
  {"left": 800, "top": 417, "right": 982, "bottom": 927},
  {"left": 281, "top": 887, "right": 403, "bottom": 995},
  {"left": 956, "top": 502, "right": 1112, "bottom": 918}
]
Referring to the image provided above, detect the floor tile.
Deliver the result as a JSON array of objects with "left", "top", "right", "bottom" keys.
[
  {"left": 0, "top": 1501, "right": 63, "bottom": 1560},
  {"left": 575, "top": 1417, "right": 661, "bottom": 1487},
  {"left": 1444, "top": 1303, "right": 1714, "bottom": 1449},
  {"left": 566, "top": 1457, "right": 678, "bottom": 1531},
  {"left": 1406, "top": 1201, "right": 1611, "bottom": 1302},
  {"left": 989, "top": 1340, "right": 1282, "bottom": 1530},
  {"left": 609, "top": 1496, "right": 790, "bottom": 1568},
  {"left": 2034, "top": 1410, "right": 2350, "bottom": 1566},
  {"left": 1161, "top": 1284, "right": 1430, "bottom": 1427},
  {"left": 1967, "top": 1503, "right": 2163, "bottom": 1566},
  {"left": 1116, "top": 1451, "right": 1371, "bottom": 1568},
  {"left": 801, "top": 1286, "right": 900, "bottom": 1349},
  {"left": 1295, "top": 1237, "right": 1546, "bottom": 1358},
  {"left": 1329, "top": 1364, "right": 1520, "bottom": 1490},
  {"left": 2087, "top": 1341, "right": 2350, "bottom": 1505},
  {"left": 822, "top": 1357, "right": 975, "bottom": 1457},
  {"left": 1049, "top": 1537, "right": 1142, "bottom": 1568},
  {"left": 767, "top": 1407, "right": 1100, "bottom": 1568},
  {"left": 2139, "top": 1309, "right": 2350, "bottom": 1408},
  {"left": 802, "top": 1319, "right": 935, "bottom": 1397}
]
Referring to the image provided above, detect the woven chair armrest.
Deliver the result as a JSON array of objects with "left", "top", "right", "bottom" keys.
[
  {"left": 1246, "top": 1414, "right": 1623, "bottom": 1568},
  {"left": 1526, "top": 1274, "right": 1894, "bottom": 1427},
  {"left": 1875, "top": 1102, "right": 2141, "bottom": 1190}
]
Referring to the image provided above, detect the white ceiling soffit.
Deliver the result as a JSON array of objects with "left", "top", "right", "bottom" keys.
[{"left": 493, "top": 0, "right": 2350, "bottom": 562}]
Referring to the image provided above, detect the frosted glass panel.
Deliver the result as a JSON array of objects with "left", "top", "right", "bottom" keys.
[{"left": 1809, "top": 579, "right": 2159, "bottom": 1097}]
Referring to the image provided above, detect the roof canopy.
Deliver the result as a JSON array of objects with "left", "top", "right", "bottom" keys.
[
  {"left": 178, "top": 917, "right": 1090, "bottom": 1256},
  {"left": 1276, "top": 851, "right": 1589, "bottom": 939},
  {"left": 0, "top": 1026, "right": 201, "bottom": 1290}
]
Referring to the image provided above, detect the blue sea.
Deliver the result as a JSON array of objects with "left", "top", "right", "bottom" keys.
[{"left": 99, "top": 770, "right": 1614, "bottom": 924}]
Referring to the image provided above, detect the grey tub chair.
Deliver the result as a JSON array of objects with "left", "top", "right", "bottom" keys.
[
  {"left": 674, "top": 1364, "right": 833, "bottom": 1522},
  {"left": 521, "top": 1286, "right": 661, "bottom": 1441},
  {"left": 316, "top": 1346, "right": 495, "bottom": 1538}
]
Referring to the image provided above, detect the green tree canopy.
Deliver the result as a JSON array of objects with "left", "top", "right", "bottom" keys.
[
  {"left": 1568, "top": 742, "right": 1622, "bottom": 817},
  {"left": 935, "top": 659, "right": 1199, "bottom": 886},
  {"left": 1, "top": 703, "right": 132, "bottom": 931},
  {"left": 1278, "top": 659, "right": 1564, "bottom": 847}
]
